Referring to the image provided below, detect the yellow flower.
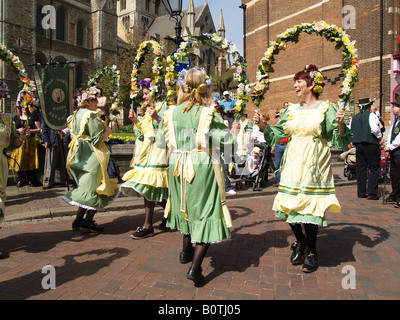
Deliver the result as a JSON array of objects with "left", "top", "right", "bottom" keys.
[
  {"left": 346, "top": 44, "right": 355, "bottom": 52},
  {"left": 342, "top": 35, "right": 350, "bottom": 45},
  {"left": 314, "top": 74, "right": 324, "bottom": 84},
  {"left": 313, "top": 85, "right": 323, "bottom": 94},
  {"left": 287, "top": 114, "right": 294, "bottom": 120},
  {"left": 165, "top": 72, "right": 175, "bottom": 80},
  {"left": 348, "top": 66, "right": 358, "bottom": 76}
]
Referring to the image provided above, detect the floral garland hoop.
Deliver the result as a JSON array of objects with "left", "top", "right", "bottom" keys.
[
  {"left": 251, "top": 21, "right": 359, "bottom": 108},
  {"left": 169, "top": 33, "right": 249, "bottom": 119},
  {"left": 88, "top": 65, "right": 121, "bottom": 117},
  {"left": 130, "top": 40, "right": 165, "bottom": 108},
  {"left": 0, "top": 44, "right": 35, "bottom": 108}
]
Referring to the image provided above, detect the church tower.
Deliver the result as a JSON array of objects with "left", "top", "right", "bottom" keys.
[{"left": 91, "top": 0, "right": 118, "bottom": 68}]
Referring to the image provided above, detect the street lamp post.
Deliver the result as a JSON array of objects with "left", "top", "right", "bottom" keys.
[
  {"left": 239, "top": 4, "right": 247, "bottom": 62},
  {"left": 161, "top": 0, "right": 184, "bottom": 48}
]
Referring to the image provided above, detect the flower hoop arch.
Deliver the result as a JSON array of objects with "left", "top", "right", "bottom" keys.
[
  {"left": 130, "top": 40, "right": 165, "bottom": 108},
  {"left": 88, "top": 65, "right": 121, "bottom": 117},
  {"left": 169, "top": 33, "right": 249, "bottom": 120},
  {"left": 251, "top": 21, "right": 359, "bottom": 108},
  {"left": 0, "top": 44, "right": 35, "bottom": 107}
]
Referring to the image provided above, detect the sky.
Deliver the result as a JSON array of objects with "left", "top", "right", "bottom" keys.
[{"left": 181, "top": 0, "right": 244, "bottom": 55}]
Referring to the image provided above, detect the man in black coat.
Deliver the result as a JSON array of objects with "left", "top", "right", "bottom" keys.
[
  {"left": 41, "top": 121, "right": 69, "bottom": 189},
  {"left": 350, "top": 98, "right": 384, "bottom": 200}
]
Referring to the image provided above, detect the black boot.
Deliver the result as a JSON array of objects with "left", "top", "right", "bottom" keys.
[
  {"left": 16, "top": 171, "right": 26, "bottom": 188},
  {"left": 290, "top": 241, "right": 306, "bottom": 265},
  {"left": 28, "top": 170, "right": 41, "bottom": 187},
  {"left": 179, "top": 251, "right": 194, "bottom": 264},
  {"left": 186, "top": 266, "right": 205, "bottom": 286},
  {"left": 302, "top": 252, "right": 319, "bottom": 273},
  {"left": 72, "top": 218, "right": 83, "bottom": 231}
]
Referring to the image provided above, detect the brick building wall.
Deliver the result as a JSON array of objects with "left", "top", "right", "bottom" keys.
[{"left": 242, "top": 0, "right": 398, "bottom": 123}]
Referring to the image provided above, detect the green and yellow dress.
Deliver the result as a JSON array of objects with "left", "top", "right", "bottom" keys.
[
  {"left": 158, "top": 104, "right": 236, "bottom": 243},
  {"left": 62, "top": 108, "right": 119, "bottom": 209},
  {"left": 120, "top": 102, "right": 169, "bottom": 202},
  {"left": 0, "top": 113, "right": 19, "bottom": 217},
  {"left": 263, "top": 101, "right": 353, "bottom": 226}
]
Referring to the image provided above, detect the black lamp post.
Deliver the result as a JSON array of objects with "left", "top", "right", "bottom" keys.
[
  {"left": 161, "top": 0, "right": 184, "bottom": 48},
  {"left": 239, "top": 4, "right": 247, "bottom": 62}
]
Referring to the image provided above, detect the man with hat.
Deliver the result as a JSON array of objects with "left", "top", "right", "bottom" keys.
[
  {"left": 350, "top": 98, "right": 384, "bottom": 200},
  {"left": 383, "top": 96, "right": 400, "bottom": 207},
  {"left": 220, "top": 91, "right": 236, "bottom": 128}
]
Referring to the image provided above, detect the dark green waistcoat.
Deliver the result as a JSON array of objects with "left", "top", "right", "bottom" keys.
[
  {"left": 351, "top": 111, "right": 379, "bottom": 145},
  {"left": 391, "top": 119, "right": 400, "bottom": 156}
]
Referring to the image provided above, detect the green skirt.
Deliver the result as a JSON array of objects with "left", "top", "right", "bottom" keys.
[{"left": 120, "top": 181, "right": 168, "bottom": 202}]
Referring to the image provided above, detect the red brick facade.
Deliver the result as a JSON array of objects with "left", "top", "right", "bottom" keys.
[{"left": 242, "top": 0, "right": 399, "bottom": 123}]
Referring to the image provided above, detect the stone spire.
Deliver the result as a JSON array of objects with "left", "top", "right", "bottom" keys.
[
  {"left": 187, "top": 0, "right": 195, "bottom": 36},
  {"left": 218, "top": 9, "right": 225, "bottom": 38}
]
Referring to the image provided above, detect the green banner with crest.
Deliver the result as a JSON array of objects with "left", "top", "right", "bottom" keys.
[{"left": 34, "top": 63, "right": 74, "bottom": 130}]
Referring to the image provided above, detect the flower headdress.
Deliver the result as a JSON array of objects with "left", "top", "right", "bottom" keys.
[
  {"left": 139, "top": 78, "right": 152, "bottom": 90},
  {"left": 305, "top": 65, "right": 325, "bottom": 95},
  {"left": 78, "top": 86, "right": 100, "bottom": 107},
  {"left": 178, "top": 67, "right": 212, "bottom": 96}
]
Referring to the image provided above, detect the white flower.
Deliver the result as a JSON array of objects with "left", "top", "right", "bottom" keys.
[
  {"left": 256, "top": 71, "right": 263, "bottom": 81},
  {"left": 313, "top": 21, "right": 326, "bottom": 32},
  {"left": 341, "top": 85, "right": 351, "bottom": 95},
  {"left": 236, "top": 99, "right": 243, "bottom": 107},
  {"left": 227, "top": 44, "right": 237, "bottom": 54},
  {"left": 211, "top": 34, "right": 222, "bottom": 43},
  {"left": 179, "top": 42, "right": 187, "bottom": 50}
]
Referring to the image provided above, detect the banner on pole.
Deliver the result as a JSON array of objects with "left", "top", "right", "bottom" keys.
[{"left": 34, "top": 63, "right": 74, "bottom": 130}]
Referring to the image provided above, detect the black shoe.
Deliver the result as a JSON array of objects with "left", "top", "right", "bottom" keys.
[
  {"left": 80, "top": 220, "right": 103, "bottom": 233},
  {"left": 302, "top": 252, "right": 319, "bottom": 273},
  {"left": 28, "top": 180, "right": 41, "bottom": 187},
  {"left": 367, "top": 194, "right": 380, "bottom": 200},
  {"left": 384, "top": 198, "right": 397, "bottom": 205},
  {"left": 358, "top": 194, "right": 368, "bottom": 198},
  {"left": 158, "top": 218, "right": 168, "bottom": 230},
  {"left": 16, "top": 181, "right": 26, "bottom": 188},
  {"left": 72, "top": 219, "right": 82, "bottom": 231},
  {"left": 179, "top": 251, "right": 194, "bottom": 264},
  {"left": 130, "top": 227, "right": 154, "bottom": 239},
  {"left": 186, "top": 266, "right": 205, "bottom": 286},
  {"left": 290, "top": 241, "right": 306, "bottom": 265}
]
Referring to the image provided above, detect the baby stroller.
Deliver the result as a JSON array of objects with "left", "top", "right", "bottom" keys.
[
  {"left": 341, "top": 147, "right": 356, "bottom": 181},
  {"left": 234, "top": 143, "right": 270, "bottom": 191},
  {"left": 379, "top": 149, "right": 390, "bottom": 184}
]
